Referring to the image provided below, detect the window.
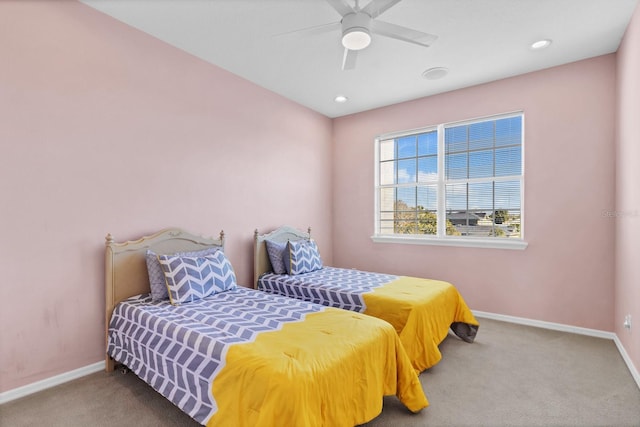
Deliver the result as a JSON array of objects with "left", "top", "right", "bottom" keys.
[{"left": 374, "top": 112, "right": 526, "bottom": 249}]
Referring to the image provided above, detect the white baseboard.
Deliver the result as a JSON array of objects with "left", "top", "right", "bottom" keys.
[
  {"left": 613, "top": 334, "right": 640, "bottom": 390},
  {"left": 473, "top": 310, "right": 640, "bottom": 390},
  {"left": 0, "top": 361, "right": 104, "bottom": 405},
  {"left": 472, "top": 310, "right": 616, "bottom": 339}
]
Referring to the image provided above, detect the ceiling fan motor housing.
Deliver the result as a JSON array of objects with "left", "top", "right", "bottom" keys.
[{"left": 341, "top": 12, "right": 372, "bottom": 50}]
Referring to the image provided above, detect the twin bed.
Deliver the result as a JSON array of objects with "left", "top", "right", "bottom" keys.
[
  {"left": 105, "top": 228, "right": 427, "bottom": 427},
  {"left": 254, "top": 226, "right": 479, "bottom": 372}
]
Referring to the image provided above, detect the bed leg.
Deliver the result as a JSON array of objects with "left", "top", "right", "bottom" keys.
[{"left": 106, "top": 356, "right": 115, "bottom": 373}]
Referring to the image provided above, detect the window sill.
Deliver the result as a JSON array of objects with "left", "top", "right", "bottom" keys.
[{"left": 371, "top": 235, "right": 528, "bottom": 250}]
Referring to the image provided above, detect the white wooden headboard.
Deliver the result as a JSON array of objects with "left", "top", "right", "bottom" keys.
[{"left": 253, "top": 226, "right": 310, "bottom": 288}]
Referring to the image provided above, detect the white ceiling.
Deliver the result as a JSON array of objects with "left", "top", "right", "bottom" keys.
[{"left": 81, "top": 0, "right": 638, "bottom": 118}]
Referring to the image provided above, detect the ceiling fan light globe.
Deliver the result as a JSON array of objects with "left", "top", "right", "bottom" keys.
[{"left": 342, "top": 28, "right": 371, "bottom": 50}]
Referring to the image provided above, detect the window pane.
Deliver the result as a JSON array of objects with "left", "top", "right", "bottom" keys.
[
  {"left": 502, "top": 210, "right": 522, "bottom": 238},
  {"left": 394, "top": 219, "right": 417, "bottom": 234},
  {"left": 380, "top": 161, "right": 396, "bottom": 185},
  {"left": 447, "top": 182, "right": 492, "bottom": 237},
  {"left": 417, "top": 185, "right": 437, "bottom": 210},
  {"left": 445, "top": 152, "right": 468, "bottom": 179},
  {"left": 495, "top": 180, "right": 521, "bottom": 210},
  {"left": 416, "top": 210, "right": 438, "bottom": 235},
  {"left": 397, "top": 136, "right": 416, "bottom": 159},
  {"left": 380, "top": 220, "right": 395, "bottom": 235},
  {"left": 494, "top": 181, "right": 520, "bottom": 238},
  {"left": 495, "top": 146, "right": 521, "bottom": 176},
  {"left": 380, "top": 139, "right": 395, "bottom": 161},
  {"left": 447, "top": 211, "right": 473, "bottom": 227},
  {"left": 469, "top": 150, "right": 494, "bottom": 178},
  {"left": 417, "top": 156, "right": 437, "bottom": 182},
  {"left": 418, "top": 131, "right": 437, "bottom": 156},
  {"left": 395, "top": 192, "right": 417, "bottom": 234},
  {"left": 496, "top": 116, "right": 522, "bottom": 147},
  {"left": 380, "top": 187, "right": 395, "bottom": 212},
  {"left": 380, "top": 211, "right": 395, "bottom": 235},
  {"left": 397, "top": 186, "right": 416, "bottom": 209},
  {"left": 469, "top": 121, "right": 494, "bottom": 151},
  {"left": 398, "top": 159, "right": 416, "bottom": 183},
  {"left": 445, "top": 183, "right": 467, "bottom": 211},
  {"left": 468, "top": 182, "right": 493, "bottom": 211},
  {"left": 380, "top": 211, "right": 394, "bottom": 221},
  {"left": 445, "top": 125, "right": 468, "bottom": 153}
]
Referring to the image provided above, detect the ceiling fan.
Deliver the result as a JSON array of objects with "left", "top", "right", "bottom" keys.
[{"left": 283, "top": 0, "right": 438, "bottom": 70}]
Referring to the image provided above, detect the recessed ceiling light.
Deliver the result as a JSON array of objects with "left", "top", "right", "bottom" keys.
[
  {"left": 334, "top": 95, "right": 348, "bottom": 103},
  {"left": 531, "top": 39, "right": 552, "bottom": 50},
  {"left": 422, "top": 67, "right": 449, "bottom": 80}
]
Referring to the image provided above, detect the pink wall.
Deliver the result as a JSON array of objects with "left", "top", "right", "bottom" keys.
[
  {"left": 0, "top": 1, "right": 332, "bottom": 392},
  {"left": 616, "top": 3, "right": 640, "bottom": 377},
  {"left": 333, "top": 55, "right": 617, "bottom": 331}
]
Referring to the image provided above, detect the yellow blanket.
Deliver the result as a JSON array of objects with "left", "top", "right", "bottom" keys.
[
  {"left": 363, "top": 277, "right": 479, "bottom": 372},
  {"left": 209, "top": 307, "right": 428, "bottom": 426}
]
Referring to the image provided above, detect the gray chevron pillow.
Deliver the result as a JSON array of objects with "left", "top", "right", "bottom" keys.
[
  {"left": 146, "top": 246, "right": 221, "bottom": 301},
  {"left": 265, "top": 239, "right": 287, "bottom": 274},
  {"left": 284, "top": 239, "right": 323, "bottom": 275},
  {"left": 158, "top": 251, "right": 237, "bottom": 306}
]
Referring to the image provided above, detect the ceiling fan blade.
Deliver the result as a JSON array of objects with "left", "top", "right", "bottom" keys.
[
  {"left": 273, "top": 21, "right": 340, "bottom": 38},
  {"left": 342, "top": 48, "right": 358, "bottom": 70},
  {"left": 325, "top": 0, "right": 355, "bottom": 17},
  {"left": 371, "top": 20, "right": 438, "bottom": 47},
  {"left": 361, "top": 0, "right": 402, "bottom": 19}
]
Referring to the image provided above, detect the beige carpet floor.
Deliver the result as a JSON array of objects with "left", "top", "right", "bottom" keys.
[{"left": 1, "top": 318, "right": 639, "bottom": 426}]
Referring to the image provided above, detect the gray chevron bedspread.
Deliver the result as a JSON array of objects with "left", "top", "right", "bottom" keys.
[
  {"left": 107, "top": 287, "right": 323, "bottom": 425},
  {"left": 258, "top": 267, "right": 397, "bottom": 312}
]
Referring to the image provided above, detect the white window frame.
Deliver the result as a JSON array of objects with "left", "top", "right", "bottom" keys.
[{"left": 372, "top": 111, "right": 527, "bottom": 250}]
